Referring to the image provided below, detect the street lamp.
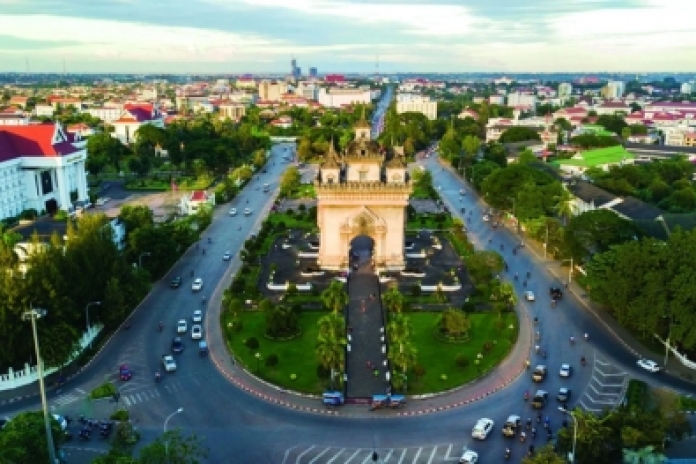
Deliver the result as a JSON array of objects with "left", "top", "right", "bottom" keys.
[
  {"left": 164, "top": 407, "right": 184, "bottom": 460},
  {"left": 85, "top": 301, "right": 101, "bottom": 348},
  {"left": 559, "top": 407, "right": 578, "bottom": 463},
  {"left": 22, "top": 307, "right": 56, "bottom": 464},
  {"left": 138, "top": 251, "right": 151, "bottom": 268},
  {"left": 255, "top": 352, "right": 262, "bottom": 374},
  {"left": 560, "top": 257, "right": 574, "bottom": 284}
]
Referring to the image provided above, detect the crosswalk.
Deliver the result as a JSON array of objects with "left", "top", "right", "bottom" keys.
[
  {"left": 50, "top": 381, "right": 186, "bottom": 410},
  {"left": 578, "top": 352, "right": 628, "bottom": 412},
  {"left": 283, "top": 444, "right": 464, "bottom": 464}
]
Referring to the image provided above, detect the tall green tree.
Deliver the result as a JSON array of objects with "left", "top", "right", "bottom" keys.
[
  {"left": 0, "top": 411, "right": 66, "bottom": 463},
  {"left": 321, "top": 281, "right": 349, "bottom": 314},
  {"left": 382, "top": 287, "right": 406, "bottom": 314}
]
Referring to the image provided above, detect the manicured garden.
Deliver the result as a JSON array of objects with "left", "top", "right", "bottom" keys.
[{"left": 124, "top": 176, "right": 212, "bottom": 191}]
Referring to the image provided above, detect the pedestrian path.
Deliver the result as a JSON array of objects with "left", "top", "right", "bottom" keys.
[
  {"left": 346, "top": 237, "right": 388, "bottom": 399},
  {"left": 283, "top": 443, "right": 464, "bottom": 464}
]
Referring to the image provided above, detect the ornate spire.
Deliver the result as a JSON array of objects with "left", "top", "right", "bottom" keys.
[
  {"left": 321, "top": 137, "right": 340, "bottom": 168},
  {"left": 355, "top": 106, "right": 370, "bottom": 128}
]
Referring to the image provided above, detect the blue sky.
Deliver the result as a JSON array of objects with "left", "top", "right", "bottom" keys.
[{"left": 0, "top": 0, "right": 694, "bottom": 73}]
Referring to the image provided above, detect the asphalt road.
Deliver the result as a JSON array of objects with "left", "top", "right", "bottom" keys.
[{"left": 3, "top": 93, "right": 695, "bottom": 463}]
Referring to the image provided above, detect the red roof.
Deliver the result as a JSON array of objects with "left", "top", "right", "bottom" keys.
[
  {"left": 0, "top": 124, "right": 79, "bottom": 162},
  {"left": 191, "top": 191, "right": 206, "bottom": 201}
]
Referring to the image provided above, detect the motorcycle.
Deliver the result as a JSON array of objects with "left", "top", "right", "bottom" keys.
[
  {"left": 158, "top": 322, "right": 163, "bottom": 332},
  {"left": 155, "top": 372, "right": 161, "bottom": 383},
  {"left": 505, "top": 449, "right": 511, "bottom": 460}
]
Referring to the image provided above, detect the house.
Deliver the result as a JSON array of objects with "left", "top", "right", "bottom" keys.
[
  {"left": 111, "top": 104, "right": 164, "bottom": 144},
  {"left": 0, "top": 113, "right": 30, "bottom": 126},
  {"left": 553, "top": 107, "right": 588, "bottom": 122},
  {"left": 270, "top": 116, "right": 293, "bottom": 129},
  {"left": 552, "top": 145, "right": 635, "bottom": 175},
  {"left": 458, "top": 108, "right": 479, "bottom": 120},
  {"left": 179, "top": 190, "right": 215, "bottom": 216},
  {"left": 9, "top": 96, "right": 29, "bottom": 108},
  {"left": 611, "top": 197, "right": 663, "bottom": 221},
  {"left": 565, "top": 180, "right": 622, "bottom": 216},
  {"left": 49, "top": 97, "right": 83, "bottom": 110},
  {"left": 66, "top": 123, "right": 95, "bottom": 138},
  {"left": 34, "top": 104, "right": 55, "bottom": 118},
  {"left": 0, "top": 123, "right": 89, "bottom": 219}
]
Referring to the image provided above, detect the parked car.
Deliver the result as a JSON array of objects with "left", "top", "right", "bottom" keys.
[{"left": 472, "top": 418, "right": 494, "bottom": 440}]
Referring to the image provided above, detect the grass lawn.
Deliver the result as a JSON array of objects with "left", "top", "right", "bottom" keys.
[
  {"left": 266, "top": 212, "right": 316, "bottom": 230},
  {"left": 406, "top": 216, "right": 454, "bottom": 230},
  {"left": 288, "top": 184, "right": 317, "bottom": 199},
  {"left": 405, "top": 311, "right": 517, "bottom": 394},
  {"left": 411, "top": 185, "right": 437, "bottom": 199},
  {"left": 224, "top": 311, "right": 328, "bottom": 394}
]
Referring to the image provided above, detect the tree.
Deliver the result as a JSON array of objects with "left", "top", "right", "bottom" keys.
[
  {"left": 265, "top": 304, "right": 299, "bottom": 338},
  {"left": 517, "top": 149, "right": 537, "bottom": 164},
  {"left": 297, "top": 137, "right": 312, "bottom": 162},
  {"left": 499, "top": 127, "right": 541, "bottom": 144},
  {"left": 621, "top": 126, "right": 632, "bottom": 145},
  {"left": 0, "top": 411, "right": 66, "bottom": 463},
  {"left": 315, "top": 314, "right": 347, "bottom": 387},
  {"left": 382, "top": 287, "right": 406, "bottom": 314},
  {"left": 564, "top": 210, "right": 640, "bottom": 261},
  {"left": 119, "top": 205, "right": 154, "bottom": 235},
  {"left": 553, "top": 188, "right": 575, "bottom": 225},
  {"left": 521, "top": 444, "right": 565, "bottom": 464},
  {"left": 86, "top": 132, "right": 128, "bottom": 171},
  {"left": 96, "top": 429, "right": 209, "bottom": 464},
  {"left": 461, "top": 135, "right": 481, "bottom": 172},
  {"left": 438, "top": 307, "right": 470, "bottom": 337},
  {"left": 279, "top": 166, "right": 301, "bottom": 196},
  {"left": 321, "top": 280, "right": 348, "bottom": 314}
]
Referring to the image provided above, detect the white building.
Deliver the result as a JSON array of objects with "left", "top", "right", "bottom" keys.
[
  {"left": 506, "top": 92, "right": 537, "bottom": 108},
  {"left": 606, "top": 81, "right": 625, "bottom": 99},
  {"left": 682, "top": 83, "right": 693, "bottom": 95},
  {"left": 0, "top": 114, "right": 30, "bottom": 126},
  {"left": 219, "top": 103, "right": 246, "bottom": 121},
  {"left": 235, "top": 77, "right": 257, "bottom": 89},
  {"left": 34, "top": 105, "right": 55, "bottom": 118},
  {"left": 112, "top": 104, "right": 165, "bottom": 145},
  {"left": 395, "top": 93, "right": 437, "bottom": 120},
  {"left": 558, "top": 83, "right": 573, "bottom": 98},
  {"left": 296, "top": 81, "right": 319, "bottom": 100},
  {"left": 179, "top": 190, "right": 215, "bottom": 216},
  {"left": 0, "top": 123, "right": 89, "bottom": 219},
  {"left": 84, "top": 106, "right": 123, "bottom": 124},
  {"left": 317, "top": 88, "right": 371, "bottom": 108}
]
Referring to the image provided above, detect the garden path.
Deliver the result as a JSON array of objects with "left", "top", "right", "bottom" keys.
[{"left": 345, "top": 236, "right": 389, "bottom": 399}]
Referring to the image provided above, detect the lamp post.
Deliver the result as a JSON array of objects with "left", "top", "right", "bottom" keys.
[
  {"left": 560, "top": 257, "right": 574, "bottom": 284},
  {"left": 138, "top": 251, "right": 151, "bottom": 268},
  {"left": 22, "top": 307, "right": 56, "bottom": 464},
  {"left": 255, "top": 352, "right": 262, "bottom": 374},
  {"left": 85, "top": 301, "right": 101, "bottom": 348},
  {"left": 663, "top": 313, "right": 674, "bottom": 367},
  {"left": 559, "top": 407, "right": 577, "bottom": 463},
  {"left": 164, "top": 407, "right": 184, "bottom": 461}
]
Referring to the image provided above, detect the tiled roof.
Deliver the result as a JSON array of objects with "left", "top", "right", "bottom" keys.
[
  {"left": 190, "top": 191, "right": 207, "bottom": 201},
  {"left": 0, "top": 124, "right": 79, "bottom": 162},
  {"left": 610, "top": 197, "right": 663, "bottom": 221}
]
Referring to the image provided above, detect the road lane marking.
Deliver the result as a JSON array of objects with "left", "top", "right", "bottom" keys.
[
  {"left": 412, "top": 447, "right": 423, "bottom": 463},
  {"left": 295, "top": 445, "right": 315, "bottom": 464},
  {"left": 326, "top": 449, "right": 346, "bottom": 464},
  {"left": 282, "top": 445, "right": 299, "bottom": 464},
  {"left": 397, "top": 448, "right": 407, "bottom": 464},
  {"left": 309, "top": 448, "right": 330, "bottom": 464},
  {"left": 382, "top": 449, "right": 394, "bottom": 462},
  {"left": 427, "top": 446, "right": 437, "bottom": 464},
  {"left": 343, "top": 449, "right": 362, "bottom": 464}
]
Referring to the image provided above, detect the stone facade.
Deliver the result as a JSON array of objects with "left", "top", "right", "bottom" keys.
[{"left": 315, "top": 118, "right": 411, "bottom": 270}]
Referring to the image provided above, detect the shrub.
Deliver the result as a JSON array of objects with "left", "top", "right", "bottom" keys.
[
  {"left": 276, "top": 220, "right": 286, "bottom": 231},
  {"left": 286, "top": 208, "right": 294, "bottom": 216},
  {"left": 266, "top": 353, "right": 279, "bottom": 367},
  {"left": 482, "top": 341, "right": 493, "bottom": 353},
  {"left": 298, "top": 203, "right": 306, "bottom": 212},
  {"left": 245, "top": 337, "right": 259, "bottom": 351},
  {"left": 413, "top": 364, "right": 425, "bottom": 379},
  {"left": 89, "top": 382, "right": 116, "bottom": 399},
  {"left": 461, "top": 301, "right": 476, "bottom": 313},
  {"left": 110, "top": 409, "right": 129, "bottom": 421},
  {"left": 54, "top": 210, "right": 69, "bottom": 221},
  {"left": 455, "top": 354, "right": 469, "bottom": 370},
  {"left": 19, "top": 209, "right": 38, "bottom": 220},
  {"left": 308, "top": 206, "right": 317, "bottom": 220}
]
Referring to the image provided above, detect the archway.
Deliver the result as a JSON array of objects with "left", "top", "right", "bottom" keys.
[
  {"left": 45, "top": 198, "right": 58, "bottom": 216},
  {"left": 349, "top": 235, "right": 375, "bottom": 273}
]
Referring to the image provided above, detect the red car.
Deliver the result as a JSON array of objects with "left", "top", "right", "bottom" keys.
[{"left": 119, "top": 364, "right": 132, "bottom": 381}]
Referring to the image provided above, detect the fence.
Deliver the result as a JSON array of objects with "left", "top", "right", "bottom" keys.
[{"left": 0, "top": 324, "right": 103, "bottom": 391}]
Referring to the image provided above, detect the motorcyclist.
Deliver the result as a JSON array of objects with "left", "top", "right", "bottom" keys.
[
  {"left": 584, "top": 332, "right": 589, "bottom": 341},
  {"left": 155, "top": 371, "right": 161, "bottom": 382},
  {"left": 524, "top": 390, "right": 529, "bottom": 401},
  {"left": 581, "top": 356, "right": 586, "bottom": 366},
  {"left": 201, "top": 296, "right": 206, "bottom": 304},
  {"left": 158, "top": 321, "right": 163, "bottom": 332},
  {"left": 570, "top": 336, "right": 575, "bottom": 344}
]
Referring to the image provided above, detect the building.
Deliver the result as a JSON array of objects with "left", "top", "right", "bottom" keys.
[
  {"left": 324, "top": 74, "right": 346, "bottom": 85},
  {"left": 318, "top": 88, "right": 371, "bottom": 108},
  {"left": 506, "top": 92, "right": 537, "bottom": 109},
  {"left": 84, "top": 106, "right": 123, "bottom": 124},
  {"left": 558, "top": 83, "right": 573, "bottom": 98},
  {"left": 258, "top": 80, "right": 288, "bottom": 102},
  {"left": 315, "top": 117, "right": 411, "bottom": 270},
  {"left": 235, "top": 76, "right": 257, "bottom": 89},
  {"left": 8, "top": 96, "right": 29, "bottom": 108},
  {"left": 296, "top": 81, "right": 319, "bottom": 100},
  {"left": 34, "top": 104, "right": 55, "bottom": 118},
  {"left": 681, "top": 83, "right": 693, "bottom": 95},
  {"left": 309, "top": 67, "right": 318, "bottom": 78},
  {"left": 0, "top": 114, "right": 30, "bottom": 126},
  {"left": 111, "top": 104, "right": 164, "bottom": 144},
  {"left": 218, "top": 103, "right": 246, "bottom": 121},
  {"left": 395, "top": 94, "right": 437, "bottom": 120},
  {"left": 594, "top": 100, "right": 631, "bottom": 116},
  {"left": 0, "top": 123, "right": 89, "bottom": 219},
  {"left": 179, "top": 190, "right": 215, "bottom": 216},
  {"left": 605, "top": 81, "right": 625, "bottom": 99}
]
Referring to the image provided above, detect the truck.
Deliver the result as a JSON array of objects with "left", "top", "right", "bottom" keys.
[
  {"left": 531, "top": 390, "right": 548, "bottom": 409},
  {"left": 532, "top": 365, "right": 547, "bottom": 382}
]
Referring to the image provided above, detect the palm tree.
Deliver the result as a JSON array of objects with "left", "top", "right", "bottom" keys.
[
  {"left": 388, "top": 341, "right": 417, "bottom": 391},
  {"left": 315, "top": 327, "right": 346, "bottom": 388},
  {"left": 321, "top": 280, "right": 349, "bottom": 314},
  {"left": 317, "top": 313, "right": 345, "bottom": 338},
  {"left": 382, "top": 287, "right": 406, "bottom": 314},
  {"left": 387, "top": 313, "right": 411, "bottom": 345},
  {"left": 553, "top": 188, "right": 575, "bottom": 226}
]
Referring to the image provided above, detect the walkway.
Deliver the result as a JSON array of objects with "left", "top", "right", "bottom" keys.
[{"left": 345, "top": 237, "right": 388, "bottom": 399}]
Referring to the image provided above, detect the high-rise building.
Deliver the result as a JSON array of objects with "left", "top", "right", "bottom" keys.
[
  {"left": 294, "top": 67, "right": 302, "bottom": 79},
  {"left": 309, "top": 67, "right": 318, "bottom": 78},
  {"left": 558, "top": 83, "right": 573, "bottom": 98},
  {"left": 681, "top": 82, "right": 693, "bottom": 95},
  {"left": 290, "top": 58, "right": 297, "bottom": 77},
  {"left": 606, "top": 81, "right": 625, "bottom": 98}
]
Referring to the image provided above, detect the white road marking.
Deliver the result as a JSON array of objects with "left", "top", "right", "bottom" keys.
[
  {"left": 295, "top": 446, "right": 316, "bottom": 464},
  {"left": 309, "top": 448, "right": 331, "bottom": 464},
  {"left": 343, "top": 449, "right": 362, "bottom": 464},
  {"left": 412, "top": 447, "right": 423, "bottom": 463},
  {"left": 397, "top": 448, "right": 407, "bottom": 464},
  {"left": 326, "top": 449, "right": 346, "bottom": 464},
  {"left": 427, "top": 446, "right": 437, "bottom": 464}
]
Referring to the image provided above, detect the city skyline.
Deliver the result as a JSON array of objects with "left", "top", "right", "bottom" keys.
[{"left": 1, "top": 0, "right": 695, "bottom": 73}]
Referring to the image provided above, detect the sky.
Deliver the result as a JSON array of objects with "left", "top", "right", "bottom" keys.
[{"left": 0, "top": 0, "right": 695, "bottom": 73}]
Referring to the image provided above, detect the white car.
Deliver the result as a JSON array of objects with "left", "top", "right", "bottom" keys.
[
  {"left": 192, "top": 310, "right": 203, "bottom": 323},
  {"left": 192, "top": 278, "right": 203, "bottom": 292},
  {"left": 223, "top": 251, "right": 231, "bottom": 261},
  {"left": 472, "top": 418, "right": 494, "bottom": 440},
  {"left": 459, "top": 449, "right": 478, "bottom": 464},
  {"left": 559, "top": 363, "right": 572, "bottom": 377},
  {"left": 229, "top": 208, "right": 237, "bottom": 216},
  {"left": 459, "top": 189, "right": 466, "bottom": 195},
  {"left": 482, "top": 214, "right": 490, "bottom": 222},
  {"left": 177, "top": 319, "right": 188, "bottom": 334},
  {"left": 524, "top": 291, "right": 535, "bottom": 301},
  {"left": 191, "top": 324, "right": 202, "bottom": 340},
  {"left": 637, "top": 359, "right": 661, "bottom": 372},
  {"left": 244, "top": 208, "right": 252, "bottom": 216},
  {"left": 162, "top": 355, "right": 177, "bottom": 372}
]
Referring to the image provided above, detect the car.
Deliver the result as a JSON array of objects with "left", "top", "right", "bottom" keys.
[
  {"left": 459, "top": 189, "right": 466, "bottom": 195},
  {"left": 531, "top": 390, "right": 548, "bottom": 408},
  {"left": 191, "top": 325, "right": 202, "bottom": 340},
  {"left": 162, "top": 354, "right": 177, "bottom": 372},
  {"left": 119, "top": 364, "right": 132, "bottom": 381},
  {"left": 177, "top": 319, "right": 187, "bottom": 334},
  {"left": 502, "top": 415, "right": 521, "bottom": 437},
  {"left": 459, "top": 449, "right": 478, "bottom": 464},
  {"left": 532, "top": 365, "right": 547, "bottom": 382},
  {"left": 244, "top": 208, "right": 252, "bottom": 216},
  {"left": 52, "top": 414, "right": 68, "bottom": 431},
  {"left": 637, "top": 359, "right": 661, "bottom": 372},
  {"left": 192, "top": 310, "right": 203, "bottom": 323},
  {"left": 223, "top": 251, "right": 231, "bottom": 261},
  {"left": 559, "top": 363, "right": 572, "bottom": 377},
  {"left": 229, "top": 208, "right": 237, "bottom": 216},
  {"left": 550, "top": 286, "right": 563, "bottom": 300},
  {"left": 524, "top": 291, "right": 535, "bottom": 302},
  {"left": 170, "top": 277, "right": 182, "bottom": 289},
  {"left": 557, "top": 387, "right": 572, "bottom": 403},
  {"left": 482, "top": 214, "right": 490, "bottom": 222},
  {"left": 172, "top": 337, "right": 184, "bottom": 353},
  {"left": 191, "top": 278, "right": 203, "bottom": 292},
  {"left": 472, "top": 418, "right": 494, "bottom": 440}
]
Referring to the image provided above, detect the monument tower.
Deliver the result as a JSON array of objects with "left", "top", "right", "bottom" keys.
[{"left": 315, "top": 113, "right": 412, "bottom": 270}]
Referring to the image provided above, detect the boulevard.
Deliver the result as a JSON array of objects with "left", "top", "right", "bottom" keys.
[{"left": 2, "top": 100, "right": 696, "bottom": 463}]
